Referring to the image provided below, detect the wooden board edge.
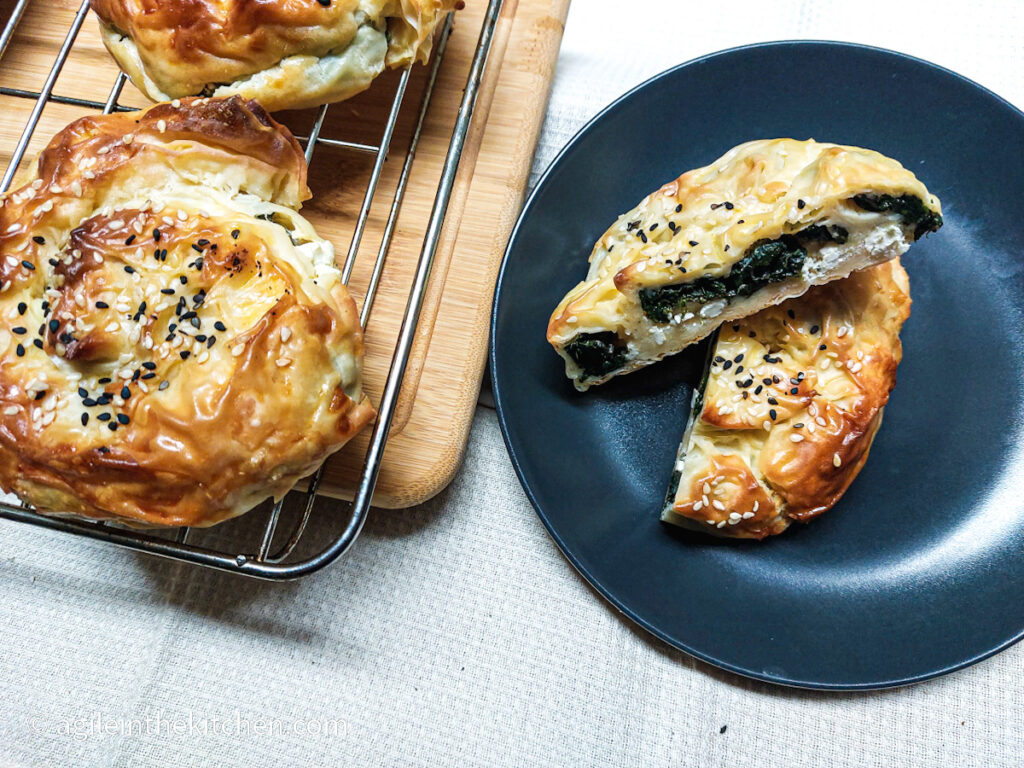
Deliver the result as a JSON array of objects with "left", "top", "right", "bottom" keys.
[{"left": 319, "top": 0, "right": 571, "bottom": 507}]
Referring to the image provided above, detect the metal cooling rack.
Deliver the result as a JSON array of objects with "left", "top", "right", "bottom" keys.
[{"left": 0, "top": 0, "right": 505, "bottom": 579}]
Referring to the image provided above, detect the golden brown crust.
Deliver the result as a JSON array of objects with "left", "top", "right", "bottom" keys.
[
  {"left": 547, "top": 139, "right": 939, "bottom": 390},
  {"left": 0, "top": 97, "right": 374, "bottom": 527},
  {"left": 90, "top": 0, "right": 462, "bottom": 111},
  {"left": 663, "top": 259, "right": 910, "bottom": 538}
]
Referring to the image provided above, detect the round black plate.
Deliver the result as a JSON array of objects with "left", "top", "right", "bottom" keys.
[{"left": 490, "top": 42, "right": 1024, "bottom": 689}]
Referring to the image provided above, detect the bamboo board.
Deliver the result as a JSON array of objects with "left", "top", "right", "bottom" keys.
[{"left": 0, "top": 0, "right": 570, "bottom": 508}]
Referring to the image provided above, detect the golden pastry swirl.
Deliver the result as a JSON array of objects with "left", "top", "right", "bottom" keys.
[
  {"left": 90, "top": 0, "right": 463, "bottom": 111},
  {"left": 663, "top": 259, "right": 910, "bottom": 539},
  {"left": 0, "top": 97, "right": 375, "bottom": 527}
]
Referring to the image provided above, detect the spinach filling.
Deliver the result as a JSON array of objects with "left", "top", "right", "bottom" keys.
[
  {"left": 637, "top": 227, "right": 838, "bottom": 323},
  {"left": 565, "top": 331, "right": 628, "bottom": 380},
  {"left": 852, "top": 193, "right": 943, "bottom": 240}
]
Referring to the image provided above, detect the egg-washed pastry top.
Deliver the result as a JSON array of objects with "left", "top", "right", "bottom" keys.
[
  {"left": 0, "top": 96, "right": 375, "bottom": 527},
  {"left": 547, "top": 138, "right": 940, "bottom": 390},
  {"left": 90, "top": 0, "right": 463, "bottom": 112},
  {"left": 661, "top": 259, "right": 910, "bottom": 539}
]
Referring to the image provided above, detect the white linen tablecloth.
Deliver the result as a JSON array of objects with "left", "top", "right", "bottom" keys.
[{"left": 1, "top": 2, "right": 1022, "bottom": 765}]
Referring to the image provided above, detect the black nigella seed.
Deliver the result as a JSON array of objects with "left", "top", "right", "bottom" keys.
[
  {"left": 117, "top": 413, "right": 130, "bottom": 425},
  {"left": 689, "top": 240, "right": 699, "bottom": 247},
  {"left": 214, "top": 321, "right": 226, "bottom": 332},
  {"left": 48, "top": 319, "right": 59, "bottom": 333},
  {"left": 638, "top": 231, "right": 647, "bottom": 243},
  {"left": 787, "top": 309, "right": 796, "bottom": 319},
  {"left": 767, "top": 397, "right": 778, "bottom": 405},
  {"left": 15, "top": 344, "right": 24, "bottom": 357},
  {"left": 11, "top": 327, "right": 25, "bottom": 335},
  {"left": 98, "top": 377, "right": 111, "bottom": 384},
  {"left": 124, "top": 234, "right": 136, "bottom": 245},
  {"left": 161, "top": 288, "right": 175, "bottom": 295},
  {"left": 34, "top": 390, "right": 46, "bottom": 400},
  {"left": 819, "top": 344, "right": 827, "bottom": 351},
  {"left": 96, "top": 301, "right": 109, "bottom": 308},
  {"left": 142, "top": 361, "right": 156, "bottom": 370},
  {"left": 78, "top": 387, "right": 87, "bottom": 398},
  {"left": 206, "top": 336, "right": 216, "bottom": 348},
  {"left": 790, "top": 387, "right": 800, "bottom": 395},
  {"left": 59, "top": 333, "right": 72, "bottom": 344},
  {"left": 108, "top": 422, "right": 118, "bottom": 432},
  {"left": 83, "top": 398, "right": 96, "bottom": 407},
  {"left": 153, "top": 229, "right": 161, "bottom": 241},
  {"left": 32, "top": 236, "right": 45, "bottom": 245},
  {"left": 316, "top": 0, "right": 330, "bottom": 6},
  {"left": 724, "top": 202, "right": 734, "bottom": 210},
  {"left": 48, "top": 258, "right": 59, "bottom": 267},
  {"left": 231, "top": 229, "right": 240, "bottom": 239},
  {"left": 180, "top": 275, "right": 188, "bottom": 284},
  {"left": 17, "top": 302, "right": 26, "bottom": 315},
  {"left": 810, "top": 325, "right": 820, "bottom": 334},
  {"left": 124, "top": 266, "right": 135, "bottom": 274},
  {"left": 97, "top": 413, "right": 111, "bottom": 421},
  {"left": 32, "top": 339, "right": 43, "bottom": 349},
  {"left": 194, "top": 258, "right": 203, "bottom": 271},
  {"left": 769, "top": 409, "right": 777, "bottom": 420},
  {"left": 158, "top": 380, "right": 169, "bottom": 391},
  {"left": 675, "top": 204, "right": 682, "bottom": 213},
  {"left": 190, "top": 316, "right": 200, "bottom": 329},
  {"left": 797, "top": 199, "right": 806, "bottom": 209},
  {"left": 131, "top": 370, "right": 140, "bottom": 381},
  {"left": 195, "top": 334, "right": 206, "bottom": 342},
  {"left": 165, "top": 333, "right": 175, "bottom": 342},
  {"left": 722, "top": 360, "right": 733, "bottom": 370},
  {"left": 191, "top": 244, "right": 202, "bottom": 253},
  {"left": 141, "top": 372, "right": 156, "bottom": 380},
  {"left": 21, "top": 260, "right": 35, "bottom": 271},
  {"left": 81, "top": 413, "right": 89, "bottom": 426},
  {"left": 180, "top": 350, "right": 191, "bottom": 360}
]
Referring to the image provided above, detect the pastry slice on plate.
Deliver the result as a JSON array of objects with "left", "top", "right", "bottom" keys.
[
  {"left": 661, "top": 259, "right": 911, "bottom": 539},
  {"left": 547, "top": 138, "right": 940, "bottom": 390}
]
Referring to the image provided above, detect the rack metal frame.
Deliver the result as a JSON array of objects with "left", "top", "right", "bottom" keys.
[{"left": 0, "top": 0, "right": 505, "bottom": 579}]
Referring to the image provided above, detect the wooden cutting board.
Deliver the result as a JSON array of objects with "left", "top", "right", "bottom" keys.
[{"left": 0, "top": 0, "right": 571, "bottom": 508}]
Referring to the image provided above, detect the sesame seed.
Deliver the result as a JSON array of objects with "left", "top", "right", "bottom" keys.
[
  {"left": 833, "top": 453, "right": 842, "bottom": 467},
  {"left": 713, "top": 501, "right": 726, "bottom": 511},
  {"left": 790, "top": 434, "right": 804, "bottom": 443},
  {"left": 693, "top": 501, "right": 703, "bottom": 512},
  {"left": 3, "top": 406, "right": 19, "bottom": 416},
  {"left": 275, "top": 357, "right": 291, "bottom": 367}
]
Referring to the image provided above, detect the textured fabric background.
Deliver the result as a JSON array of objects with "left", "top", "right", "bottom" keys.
[{"left": 1, "top": 2, "right": 1022, "bottom": 766}]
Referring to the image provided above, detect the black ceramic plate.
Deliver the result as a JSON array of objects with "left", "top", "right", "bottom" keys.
[{"left": 491, "top": 42, "right": 1024, "bottom": 689}]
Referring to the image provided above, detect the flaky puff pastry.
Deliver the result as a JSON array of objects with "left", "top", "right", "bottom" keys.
[
  {"left": 0, "top": 97, "right": 375, "bottom": 527},
  {"left": 90, "top": 0, "right": 462, "bottom": 112},
  {"left": 661, "top": 259, "right": 911, "bottom": 539},
  {"left": 547, "top": 139, "right": 940, "bottom": 390}
]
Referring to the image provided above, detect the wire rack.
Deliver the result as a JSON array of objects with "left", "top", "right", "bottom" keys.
[{"left": 0, "top": 0, "right": 505, "bottom": 579}]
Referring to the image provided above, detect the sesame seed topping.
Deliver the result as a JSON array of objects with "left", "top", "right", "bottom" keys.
[
  {"left": 790, "top": 434, "right": 804, "bottom": 443},
  {"left": 833, "top": 453, "right": 842, "bottom": 467}
]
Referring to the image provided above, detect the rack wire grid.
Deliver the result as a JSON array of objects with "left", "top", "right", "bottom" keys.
[{"left": 0, "top": 0, "right": 505, "bottom": 579}]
